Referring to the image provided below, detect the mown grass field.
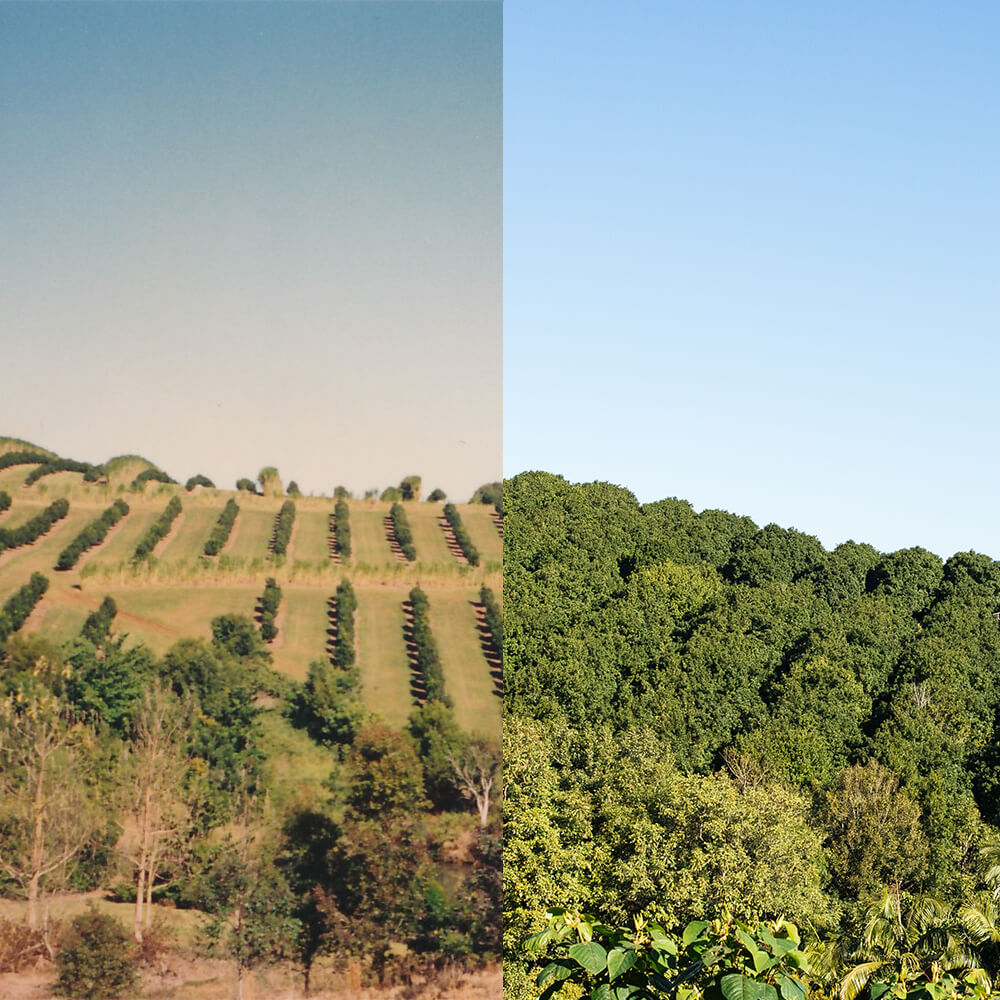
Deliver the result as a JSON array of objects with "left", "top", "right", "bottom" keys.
[{"left": 0, "top": 450, "right": 501, "bottom": 739}]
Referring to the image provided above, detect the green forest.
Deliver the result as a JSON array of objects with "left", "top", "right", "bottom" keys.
[{"left": 505, "top": 471, "right": 1000, "bottom": 1000}]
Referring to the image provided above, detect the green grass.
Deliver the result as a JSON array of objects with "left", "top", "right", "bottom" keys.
[
  {"left": 157, "top": 502, "right": 222, "bottom": 561},
  {"left": 100, "top": 585, "right": 258, "bottom": 655},
  {"left": 257, "top": 708, "right": 337, "bottom": 814},
  {"left": 408, "top": 504, "right": 457, "bottom": 564},
  {"left": 428, "top": 588, "right": 501, "bottom": 737},
  {"left": 0, "top": 505, "right": 96, "bottom": 601},
  {"left": 90, "top": 504, "right": 162, "bottom": 564},
  {"left": 459, "top": 505, "right": 503, "bottom": 563},
  {"left": 290, "top": 507, "right": 331, "bottom": 563},
  {"left": 356, "top": 586, "right": 414, "bottom": 728},
  {"left": 270, "top": 586, "right": 331, "bottom": 681},
  {"left": 225, "top": 504, "right": 276, "bottom": 560},
  {"left": 351, "top": 507, "right": 396, "bottom": 565}
]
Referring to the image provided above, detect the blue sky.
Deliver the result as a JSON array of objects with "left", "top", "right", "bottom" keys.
[
  {"left": 504, "top": 2, "right": 1000, "bottom": 558},
  {"left": 1, "top": 2, "right": 500, "bottom": 501}
]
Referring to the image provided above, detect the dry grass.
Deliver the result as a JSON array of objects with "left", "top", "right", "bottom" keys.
[{"left": 356, "top": 587, "right": 414, "bottom": 728}]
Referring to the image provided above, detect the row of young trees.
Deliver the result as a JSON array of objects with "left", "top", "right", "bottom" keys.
[
  {"left": 258, "top": 577, "right": 282, "bottom": 642},
  {"left": 132, "top": 496, "right": 181, "bottom": 561},
  {"left": 0, "top": 573, "right": 48, "bottom": 642},
  {"left": 0, "top": 497, "right": 69, "bottom": 553},
  {"left": 408, "top": 587, "right": 449, "bottom": 706},
  {"left": 444, "top": 503, "right": 480, "bottom": 565},
  {"left": 479, "top": 585, "right": 502, "bottom": 661},
  {"left": 80, "top": 595, "right": 117, "bottom": 646},
  {"left": 390, "top": 503, "right": 416, "bottom": 561},
  {"left": 24, "top": 458, "right": 101, "bottom": 485},
  {"left": 270, "top": 500, "right": 295, "bottom": 556},
  {"left": 55, "top": 499, "right": 129, "bottom": 570},
  {"left": 203, "top": 498, "right": 239, "bottom": 556},
  {"left": 333, "top": 498, "right": 351, "bottom": 558}
]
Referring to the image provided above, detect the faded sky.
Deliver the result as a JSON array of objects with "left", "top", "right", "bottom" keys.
[{"left": 1, "top": 2, "right": 501, "bottom": 501}]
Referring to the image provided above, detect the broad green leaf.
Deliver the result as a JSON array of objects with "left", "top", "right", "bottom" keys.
[
  {"left": 537, "top": 960, "right": 576, "bottom": 987},
  {"left": 683, "top": 921, "right": 711, "bottom": 947},
  {"left": 525, "top": 929, "right": 553, "bottom": 952},
  {"left": 592, "top": 986, "right": 613, "bottom": 1000},
  {"left": 608, "top": 948, "right": 638, "bottom": 981},
  {"left": 777, "top": 973, "right": 806, "bottom": 1000},
  {"left": 752, "top": 950, "right": 777, "bottom": 975},
  {"left": 720, "top": 973, "right": 777, "bottom": 1000},
  {"left": 570, "top": 941, "right": 609, "bottom": 975}
]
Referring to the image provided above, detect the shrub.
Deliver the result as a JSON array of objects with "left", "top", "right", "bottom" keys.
[
  {"left": 185, "top": 474, "right": 215, "bottom": 491},
  {"left": 270, "top": 500, "right": 295, "bottom": 556},
  {"left": 443, "top": 503, "right": 479, "bottom": 566},
  {"left": 287, "top": 480, "right": 301, "bottom": 497},
  {"left": 334, "top": 499, "right": 351, "bottom": 558},
  {"left": 390, "top": 503, "right": 416, "bottom": 561},
  {"left": 333, "top": 485, "right": 351, "bottom": 499},
  {"left": 408, "top": 586, "right": 449, "bottom": 705},
  {"left": 0, "top": 491, "right": 11, "bottom": 513},
  {"left": 132, "top": 496, "right": 181, "bottom": 561},
  {"left": 0, "top": 916, "right": 51, "bottom": 973},
  {"left": 56, "top": 500, "right": 129, "bottom": 570},
  {"left": 130, "top": 468, "right": 176, "bottom": 489},
  {"left": 427, "top": 488, "right": 446, "bottom": 502},
  {"left": 236, "top": 478, "right": 258, "bottom": 493},
  {"left": 55, "top": 905, "right": 137, "bottom": 1000},
  {"left": 204, "top": 498, "right": 239, "bottom": 556},
  {"left": 380, "top": 486, "right": 402, "bottom": 502},
  {"left": 0, "top": 497, "right": 69, "bottom": 554}
]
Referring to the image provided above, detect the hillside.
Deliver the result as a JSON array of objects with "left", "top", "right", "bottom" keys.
[
  {"left": 0, "top": 442, "right": 501, "bottom": 734},
  {"left": 0, "top": 440, "right": 502, "bottom": 998}
]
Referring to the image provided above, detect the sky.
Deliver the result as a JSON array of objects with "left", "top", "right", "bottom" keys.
[
  {"left": 504, "top": 2, "right": 1000, "bottom": 559},
  {"left": 0, "top": 2, "right": 501, "bottom": 502}
]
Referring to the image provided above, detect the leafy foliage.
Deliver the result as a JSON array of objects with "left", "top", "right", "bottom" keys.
[
  {"left": 270, "top": 499, "right": 295, "bottom": 556},
  {"left": 0, "top": 572, "right": 48, "bottom": 641},
  {"left": 55, "top": 906, "right": 138, "bottom": 1000},
  {"left": 184, "top": 473, "right": 215, "bottom": 491},
  {"left": 334, "top": 498, "right": 352, "bottom": 558},
  {"left": 408, "top": 587, "right": 449, "bottom": 705}
]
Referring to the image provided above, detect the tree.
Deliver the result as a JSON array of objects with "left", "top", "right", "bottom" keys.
[
  {"left": 449, "top": 739, "right": 499, "bottom": 828},
  {"left": 0, "top": 692, "right": 99, "bottom": 929},
  {"left": 380, "top": 486, "right": 401, "bottom": 502},
  {"left": 235, "top": 478, "right": 258, "bottom": 494},
  {"left": 427, "top": 488, "right": 446, "bottom": 502},
  {"left": 287, "top": 480, "right": 301, "bottom": 497},
  {"left": 120, "top": 683, "right": 189, "bottom": 942},
  {"left": 258, "top": 467, "right": 283, "bottom": 497},
  {"left": 55, "top": 905, "right": 138, "bottom": 1000},
  {"left": 399, "top": 475, "right": 422, "bottom": 501}
]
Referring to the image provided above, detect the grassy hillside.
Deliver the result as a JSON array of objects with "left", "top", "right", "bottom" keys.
[{"left": 0, "top": 444, "right": 501, "bottom": 735}]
